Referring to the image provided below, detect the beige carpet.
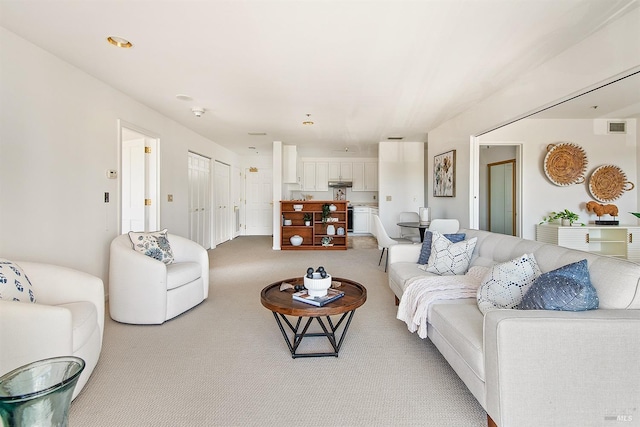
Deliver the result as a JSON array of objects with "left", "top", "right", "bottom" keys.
[
  {"left": 348, "top": 235, "right": 379, "bottom": 249},
  {"left": 69, "top": 236, "right": 486, "bottom": 426}
]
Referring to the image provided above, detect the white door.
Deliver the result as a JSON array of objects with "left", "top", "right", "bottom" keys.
[
  {"left": 245, "top": 167, "right": 273, "bottom": 235},
  {"left": 488, "top": 159, "right": 515, "bottom": 236},
  {"left": 232, "top": 166, "right": 242, "bottom": 238},
  {"left": 188, "top": 152, "right": 212, "bottom": 249},
  {"left": 215, "top": 161, "right": 231, "bottom": 245},
  {"left": 120, "top": 124, "right": 159, "bottom": 233}
]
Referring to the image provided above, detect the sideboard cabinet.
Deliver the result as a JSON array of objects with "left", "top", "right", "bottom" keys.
[
  {"left": 280, "top": 201, "right": 348, "bottom": 250},
  {"left": 536, "top": 223, "right": 640, "bottom": 262}
]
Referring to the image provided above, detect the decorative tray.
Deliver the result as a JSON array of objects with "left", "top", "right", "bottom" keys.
[
  {"left": 589, "top": 165, "right": 635, "bottom": 203},
  {"left": 543, "top": 142, "right": 588, "bottom": 186}
]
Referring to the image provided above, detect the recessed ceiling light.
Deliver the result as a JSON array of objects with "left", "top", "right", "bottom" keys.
[
  {"left": 176, "top": 94, "right": 193, "bottom": 101},
  {"left": 107, "top": 36, "right": 133, "bottom": 48}
]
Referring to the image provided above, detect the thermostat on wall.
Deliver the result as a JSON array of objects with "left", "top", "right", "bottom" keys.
[{"left": 106, "top": 170, "right": 118, "bottom": 179}]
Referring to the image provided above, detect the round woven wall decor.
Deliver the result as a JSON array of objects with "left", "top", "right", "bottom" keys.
[
  {"left": 543, "top": 142, "right": 588, "bottom": 186},
  {"left": 589, "top": 165, "right": 635, "bottom": 202}
]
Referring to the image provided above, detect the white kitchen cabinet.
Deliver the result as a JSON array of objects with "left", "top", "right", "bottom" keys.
[
  {"left": 353, "top": 207, "right": 370, "bottom": 234},
  {"left": 536, "top": 223, "right": 638, "bottom": 261},
  {"left": 369, "top": 208, "right": 379, "bottom": 234},
  {"left": 328, "top": 162, "right": 353, "bottom": 181},
  {"left": 302, "top": 161, "right": 328, "bottom": 191},
  {"left": 352, "top": 162, "right": 378, "bottom": 191}
]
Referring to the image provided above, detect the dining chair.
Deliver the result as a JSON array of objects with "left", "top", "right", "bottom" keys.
[
  {"left": 398, "top": 211, "right": 421, "bottom": 243},
  {"left": 428, "top": 219, "right": 460, "bottom": 234},
  {"left": 372, "top": 214, "right": 412, "bottom": 271}
]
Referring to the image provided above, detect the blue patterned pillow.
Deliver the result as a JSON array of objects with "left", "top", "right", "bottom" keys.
[
  {"left": 518, "top": 259, "right": 599, "bottom": 311},
  {"left": 0, "top": 259, "right": 36, "bottom": 303},
  {"left": 128, "top": 229, "right": 174, "bottom": 264},
  {"left": 417, "top": 231, "right": 466, "bottom": 264}
]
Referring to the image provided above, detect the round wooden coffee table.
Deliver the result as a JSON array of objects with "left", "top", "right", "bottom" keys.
[{"left": 261, "top": 277, "right": 366, "bottom": 358}]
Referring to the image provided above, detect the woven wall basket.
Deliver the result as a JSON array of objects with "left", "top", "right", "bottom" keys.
[
  {"left": 543, "top": 142, "right": 588, "bottom": 186},
  {"left": 589, "top": 165, "right": 635, "bottom": 203}
]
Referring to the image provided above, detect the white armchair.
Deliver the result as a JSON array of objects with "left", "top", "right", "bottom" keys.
[
  {"left": 109, "top": 233, "right": 209, "bottom": 325},
  {"left": 0, "top": 262, "right": 104, "bottom": 400}
]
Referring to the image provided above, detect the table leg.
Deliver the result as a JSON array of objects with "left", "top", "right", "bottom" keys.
[
  {"left": 419, "top": 227, "right": 426, "bottom": 242},
  {"left": 271, "top": 310, "right": 357, "bottom": 358}
]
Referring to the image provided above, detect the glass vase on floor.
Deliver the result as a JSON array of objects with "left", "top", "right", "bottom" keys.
[{"left": 0, "top": 356, "right": 85, "bottom": 427}]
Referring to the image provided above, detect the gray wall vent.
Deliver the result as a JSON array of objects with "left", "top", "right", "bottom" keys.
[{"left": 608, "top": 121, "right": 627, "bottom": 134}]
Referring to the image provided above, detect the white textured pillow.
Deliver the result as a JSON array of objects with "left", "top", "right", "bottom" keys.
[
  {"left": 128, "top": 229, "right": 174, "bottom": 264},
  {"left": 477, "top": 253, "right": 541, "bottom": 314},
  {"left": 423, "top": 231, "right": 477, "bottom": 275},
  {"left": 0, "top": 259, "right": 36, "bottom": 303}
]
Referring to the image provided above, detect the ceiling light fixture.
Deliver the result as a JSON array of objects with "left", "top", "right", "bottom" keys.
[
  {"left": 302, "top": 114, "right": 314, "bottom": 125},
  {"left": 107, "top": 36, "right": 133, "bottom": 48},
  {"left": 191, "top": 107, "right": 205, "bottom": 117},
  {"left": 176, "top": 94, "right": 193, "bottom": 101}
]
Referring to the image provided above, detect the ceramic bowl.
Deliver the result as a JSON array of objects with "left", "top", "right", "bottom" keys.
[
  {"left": 283, "top": 219, "right": 292, "bottom": 226},
  {"left": 304, "top": 272, "right": 331, "bottom": 297},
  {"left": 293, "top": 204, "right": 303, "bottom": 211}
]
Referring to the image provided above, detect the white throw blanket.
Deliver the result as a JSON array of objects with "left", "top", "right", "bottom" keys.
[{"left": 397, "top": 266, "right": 489, "bottom": 338}]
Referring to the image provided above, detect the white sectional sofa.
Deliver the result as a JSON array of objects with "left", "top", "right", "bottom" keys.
[{"left": 387, "top": 228, "right": 640, "bottom": 427}]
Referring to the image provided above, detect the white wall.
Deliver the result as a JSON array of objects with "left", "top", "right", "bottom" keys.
[
  {"left": 480, "top": 118, "right": 637, "bottom": 240},
  {"left": 427, "top": 7, "right": 640, "bottom": 228},
  {"left": 0, "top": 28, "right": 240, "bottom": 289},
  {"left": 378, "top": 141, "right": 425, "bottom": 238}
]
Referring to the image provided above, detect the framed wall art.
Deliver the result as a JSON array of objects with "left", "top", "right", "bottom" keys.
[{"left": 433, "top": 149, "right": 456, "bottom": 197}]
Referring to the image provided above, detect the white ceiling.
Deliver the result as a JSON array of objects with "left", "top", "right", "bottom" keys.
[{"left": 1, "top": 0, "right": 638, "bottom": 157}]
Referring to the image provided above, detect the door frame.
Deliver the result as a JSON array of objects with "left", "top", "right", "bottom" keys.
[{"left": 117, "top": 120, "right": 160, "bottom": 234}]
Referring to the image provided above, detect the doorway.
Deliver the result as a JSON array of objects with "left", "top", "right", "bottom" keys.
[
  {"left": 487, "top": 159, "right": 516, "bottom": 235},
  {"left": 471, "top": 141, "right": 522, "bottom": 236},
  {"left": 119, "top": 123, "right": 159, "bottom": 233}
]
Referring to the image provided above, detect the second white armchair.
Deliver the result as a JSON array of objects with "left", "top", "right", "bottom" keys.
[{"left": 109, "top": 233, "right": 209, "bottom": 325}]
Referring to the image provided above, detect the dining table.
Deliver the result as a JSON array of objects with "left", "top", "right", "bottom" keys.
[{"left": 396, "top": 221, "right": 430, "bottom": 242}]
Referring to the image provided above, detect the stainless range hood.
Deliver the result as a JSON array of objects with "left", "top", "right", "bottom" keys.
[{"left": 328, "top": 181, "right": 352, "bottom": 188}]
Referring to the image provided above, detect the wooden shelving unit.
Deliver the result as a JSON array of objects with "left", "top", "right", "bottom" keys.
[{"left": 280, "top": 200, "right": 348, "bottom": 250}]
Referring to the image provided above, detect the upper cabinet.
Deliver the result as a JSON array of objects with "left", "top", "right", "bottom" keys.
[
  {"left": 328, "top": 162, "right": 353, "bottom": 181},
  {"left": 352, "top": 161, "right": 378, "bottom": 191},
  {"left": 300, "top": 158, "right": 377, "bottom": 192},
  {"left": 302, "top": 161, "right": 329, "bottom": 191}
]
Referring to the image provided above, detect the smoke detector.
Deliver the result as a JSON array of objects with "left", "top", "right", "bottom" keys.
[{"left": 191, "top": 107, "right": 205, "bottom": 117}]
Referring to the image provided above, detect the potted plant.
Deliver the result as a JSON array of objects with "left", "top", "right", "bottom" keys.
[
  {"left": 321, "top": 203, "right": 331, "bottom": 225},
  {"left": 303, "top": 213, "right": 312, "bottom": 226},
  {"left": 540, "top": 209, "right": 583, "bottom": 226}
]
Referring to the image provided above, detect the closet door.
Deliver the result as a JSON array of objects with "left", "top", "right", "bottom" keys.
[
  {"left": 188, "top": 152, "right": 212, "bottom": 249},
  {"left": 215, "top": 161, "right": 231, "bottom": 245}
]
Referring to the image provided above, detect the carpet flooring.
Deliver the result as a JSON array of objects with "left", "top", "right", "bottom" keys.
[{"left": 68, "top": 236, "right": 486, "bottom": 426}]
